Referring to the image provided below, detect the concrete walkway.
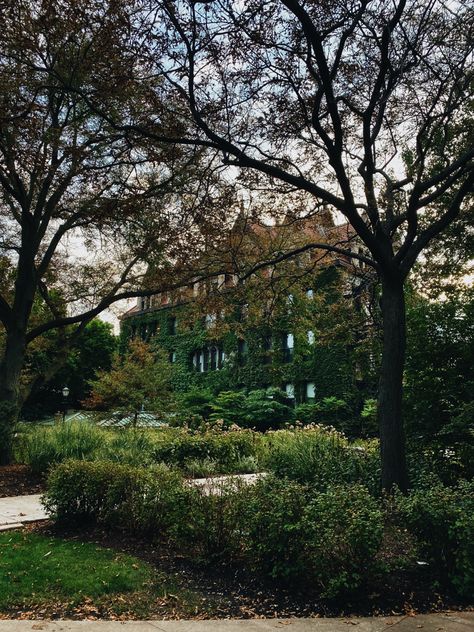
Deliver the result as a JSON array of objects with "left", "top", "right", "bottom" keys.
[
  {"left": 0, "top": 494, "right": 47, "bottom": 531},
  {"left": 0, "top": 613, "right": 472, "bottom": 632}
]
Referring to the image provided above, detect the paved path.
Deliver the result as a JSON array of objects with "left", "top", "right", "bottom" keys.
[
  {"left": 0, "top": 613, "right": 472, "bottom": 632},
  {"left": 0, "top": 494, "right": 47, "bottom": 531},
  {"left": 0, "top": 474, "right": 266, "bottom": 530}
]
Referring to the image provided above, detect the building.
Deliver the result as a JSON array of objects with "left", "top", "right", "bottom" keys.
[{"left": 120, "top": 213, "right": 370, "bottom": 406}]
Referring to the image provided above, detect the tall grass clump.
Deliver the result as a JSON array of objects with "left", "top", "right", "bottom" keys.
[
  {"left": 22, "top": 422, "right": 105, "bottom": 474},
  {"left": 263, "top": 424, "right": 380, "bottom": 493},
  {"left": 98, "top": 430, "right": 157, "bottom": 466}
]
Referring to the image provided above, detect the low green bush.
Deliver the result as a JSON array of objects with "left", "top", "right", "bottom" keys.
[
  {"left": 151, "top": 427, "right": 261, "bottom": 474},
  {"left": 395, "top": 479, "right": 474, "bottom": 597},
  {"left": 300, "top": 484, "right": 383, "bottom": 597},
  {"left": 294, "top": 397, "right": 351, "bottom": 427},
  {"left": 242, "top": 476, "right": 308, "bottom": 580},
  {"left": 241, "top": 478, "right": 383, "bottom": 597},
  {"left": 208, "top": 388, "right": 294, "bottom": 431},
  {"left": 43, "top": 460, "right": 192, "bottom": 536}
]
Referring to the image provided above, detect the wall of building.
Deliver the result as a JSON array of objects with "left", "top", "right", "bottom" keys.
[{"left": 120, "top": 266, "right": 369, "bottom": 408}]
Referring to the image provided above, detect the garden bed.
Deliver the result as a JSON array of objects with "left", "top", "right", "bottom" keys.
[
  {"left": 2, "top": 521, "right": 470, "bottom": 620},
  {"left": 0, "top": 465, "right": 44, "bottom": 498}
]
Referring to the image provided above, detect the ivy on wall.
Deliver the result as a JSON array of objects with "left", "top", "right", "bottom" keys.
[{"left": 120, "top": 266, "right": 372, "bottom": 407}]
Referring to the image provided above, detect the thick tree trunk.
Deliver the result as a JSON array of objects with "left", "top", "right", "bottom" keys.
[
  {"left": 378, "top": 276, "right": 409, "bottom": 492},
  {"left": 0, "top": 329, "right": 27, "bottom": 465}
]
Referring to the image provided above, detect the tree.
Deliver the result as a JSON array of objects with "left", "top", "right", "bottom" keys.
[
  {"left": 93, "top": 0, "right": 473, "bottom": 490},
  {"left": 0, "top": 0, "right": 232, "bottom": 462},
  {"left": 23, "top": 319, "right": 117, "bottom": 418},
  {"left": 85, "top": 338, "right": 175, "bottom": 425},
  {"left": 405, "top": 289, "right": 474, "bottom": 443}
]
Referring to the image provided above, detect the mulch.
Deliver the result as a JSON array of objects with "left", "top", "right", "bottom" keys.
[{"left": 0, "top": 465, "right": 44, "bottom": 498}]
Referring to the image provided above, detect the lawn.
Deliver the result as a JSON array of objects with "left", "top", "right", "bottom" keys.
[{"left": 0, "top": 530, "right": 202, "bottom": 618}]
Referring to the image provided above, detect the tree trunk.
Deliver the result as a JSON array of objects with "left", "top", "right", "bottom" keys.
[
  {"left": 0, "top": 329, "right": 27, "bottom": 465},
  {"left": 378, "top": 276, "right": 409, "bottom": 492}
]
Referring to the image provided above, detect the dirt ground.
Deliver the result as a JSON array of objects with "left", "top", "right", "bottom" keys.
[{"left": 0, "top": 465, "right": 44, "bottom": 498}]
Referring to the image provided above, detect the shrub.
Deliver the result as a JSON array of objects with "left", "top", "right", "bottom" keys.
[
  {"left": 177, "top": 389, "right": 214, "bottom": 420},
  {"left": 294, "top": 397, "right": 350, "bottom": 427},
  {"left": 395, "top": 479, "right": 474, "bottom": 597},
  {"left": 299, "top": 484, "right": 383, "bottom": 597},
  {"left": 43, "top": 462, "right": 383, "bottom": 599},
  {"left": 208, "top": 388, "right": 294, "bottom": 431},
  {"left": 242, "top": 476, "right": 309, "bottom": 580},
  {"left": 208, "top": 391, "right": 247, "bottom": 427},
  {"left": 43, "top": 459, "right": 191, "bottom": 536},
  {"left": 186, "top": 477, "right": 252, "bottom": 561},
  {"left": 242, "top": 478, "right": 383, "bottom": 597},
  {"left": 242, "top": 389, "right": 294, "bottom": 431},
  {"left": 22, "top": 422, "right": 104, "bottom": 474},
  {"left": 151, "top": 427, "right": 261, "bottom": 474}
]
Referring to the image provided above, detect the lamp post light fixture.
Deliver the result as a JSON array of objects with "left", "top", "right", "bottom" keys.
[{"left": 62, "top": 386, "right": 70, "bottom": 422}]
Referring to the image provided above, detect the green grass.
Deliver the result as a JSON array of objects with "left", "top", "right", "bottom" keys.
[{"left": 0, "top": 531, "right": 157, "bottom": 609}]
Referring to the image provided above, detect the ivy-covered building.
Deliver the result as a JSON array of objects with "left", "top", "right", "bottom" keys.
[{"left": 120, "top": 216, "right": 370, "bottom": 406}]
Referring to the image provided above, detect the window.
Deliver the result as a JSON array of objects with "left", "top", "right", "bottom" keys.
[
  {"left": 282, "top": 333, "right": 294, "bottom": 363},
  {"left": 219, "top": 349, "right": 226, "bottom": 368},
  {"left": 238, "top": 339, "right": 248, "bottom": 365},
  {"left": 169, "top": 316, "right": 177, "bottom": 335},
  {"left": 307, "top": 330, "right": 315, "bottom": 345},
  {"left": 306, "top": 382, "right": 316, "bottom": 401},
  {"left": 262, "top": 334, "right": 272, "bottom": 365},
  {"left": 238, "top": 303, "right": 249, "bottom": 321},
  {"left": 204, "top": 313, "right": 216, "bottom": 329},
  {"left": 285, "top": 383, "right": 295, "bottom": 400},
  {"left": 209, "top": 346, "right": 218, "bottom": 371},
  {"left": 192, "top": 350, "right": 204, "bottom": 372},
  {"left": 169, "top": 351, "right": 177, "bottom": 363}
]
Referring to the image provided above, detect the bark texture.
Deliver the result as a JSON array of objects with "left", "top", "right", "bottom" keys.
[{"left": 378, "top": 277, "right": 408, "bottom": 492}]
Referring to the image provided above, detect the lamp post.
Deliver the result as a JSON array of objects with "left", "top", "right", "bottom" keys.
[{"left": 62, "top": 386, "right": 70, "bottom": 422}]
